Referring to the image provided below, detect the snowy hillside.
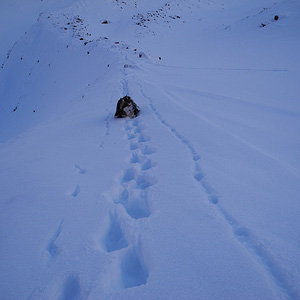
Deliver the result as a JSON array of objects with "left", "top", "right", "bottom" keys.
[{"left": 0, "top": 0, "right": 300, "bottom": 299}]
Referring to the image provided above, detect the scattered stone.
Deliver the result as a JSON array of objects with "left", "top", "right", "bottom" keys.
[{"left": 138, "top": 52, "right": 148, "bottom": 59}]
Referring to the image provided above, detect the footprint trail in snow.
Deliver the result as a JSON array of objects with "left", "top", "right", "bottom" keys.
[
  {"left": 99, "top": 71, "right": 156, "bottom": 291},
  {"left": 135, "top": 75, "right": 298, "bottom": 299}
]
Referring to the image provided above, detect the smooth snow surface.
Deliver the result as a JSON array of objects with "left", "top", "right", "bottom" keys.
[{"left": 1, "top": 0, "right": 300, "bottom": 299}]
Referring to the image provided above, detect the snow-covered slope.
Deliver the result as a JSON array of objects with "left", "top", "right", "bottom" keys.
[{"left": 1, "top": 0, "right": 300, "bottom": 299}]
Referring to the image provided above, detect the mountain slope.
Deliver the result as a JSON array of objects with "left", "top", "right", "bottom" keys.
[{"left": 0, "top": 0, "right": 300, "bottom": 299}]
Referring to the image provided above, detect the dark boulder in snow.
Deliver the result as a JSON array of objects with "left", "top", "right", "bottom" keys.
[{"left": 114, "top": 96, "right": 140, "bottom": 118}]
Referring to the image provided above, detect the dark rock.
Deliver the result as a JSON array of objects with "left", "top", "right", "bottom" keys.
[
  {"left": 114, "top": 96, "right": 140, "bottom": 119},
  {"left": 274, "top": 15, "right": 279, "bottom": 21}
]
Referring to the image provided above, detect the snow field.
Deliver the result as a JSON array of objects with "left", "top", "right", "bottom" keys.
[{"left": 0, "top": 0, "right": 300, "bottom": 299}]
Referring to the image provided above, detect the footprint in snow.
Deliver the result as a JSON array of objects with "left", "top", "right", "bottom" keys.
[
  {"left": 122, "top": 167, "right": 136, "bottom": 183},
  {"left": 136, "top": 174, "right": 156, "bottom": 190},
  {"left": 47, "top": 220, "right": 63, "bottom": 258},
  {"left": 130, "top": 152, "right": 145, "bottom": 164},
  {"left": 137, "top": 133, "right": 150, "bottom": 143},
  {"left": 130, "top": 141, "right": 139, "bottom": 151},
  {"left": 209, "top": 195, "right": 219, "bottom": 204},
  {"left": 71, "top": 185, "right": 80, "bottom": 197},
  {"left": 140, "top": 144, "right": 156, "bottom": 155},
  {"left": 127, "top": 132, "right": 136, "bottom": 140},
  {"left": 121, "top": 247, "right": 149, "bottom": 289},
  {"left": 103, "top": 212, "right": 128, "bottom": 252},
  {"left": 124, "top": 196, "right": 151, "bottom": 219},
  {"left": 141, "top": 159, "right": 155, "bottom": 171},
  {"left": 114, "top": 188, "right": 151, "bottom": 219},
  {"left": 234, "top": 226, "right": 249, "bottom": 242},
  {"left": 59, "top": 274, "right": 81, "bottom": 300},
  {"left": 74, "top": 164, "right": 86, "bottom": 174}
]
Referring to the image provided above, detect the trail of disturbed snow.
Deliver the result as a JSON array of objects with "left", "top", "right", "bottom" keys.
[{"left": 120, "top": 55, "right": 300, "bottom": 299}]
